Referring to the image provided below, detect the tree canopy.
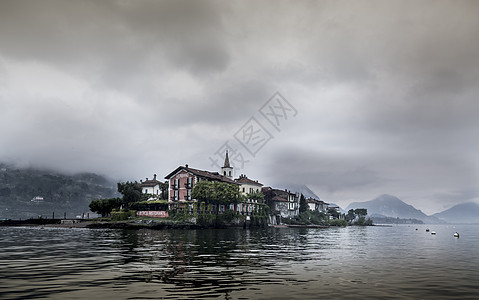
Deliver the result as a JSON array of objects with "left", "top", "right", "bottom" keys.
[
  {"left": 191, "top": 180, "right": 241, "bottom": 205},
  {"left": 246, "top": 190, "right": 264, "bottom": 202},
  {"left": 299, "top": 194, "right": 308, "bottom": 213},
  {"left": 89, "top": 198, "right": 121, "bottom": 217},
  {"left": 117, "top": 181, "right": 144, "bottom": 207}
]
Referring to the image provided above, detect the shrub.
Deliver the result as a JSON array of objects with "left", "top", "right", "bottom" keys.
[
  {"left": 111, "top": 210, "right": 136, "bottom": 221},
  {"left": 223, "top": 209, "right": 237, "bottom": 223},
  {"left": 329, "top": 219, "right": 347, "bottom": 227}
]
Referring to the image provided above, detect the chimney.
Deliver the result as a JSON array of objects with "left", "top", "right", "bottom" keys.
[
  {"left": 146, "top": 178, "right": 149, "bottom": 181},
  {"left": 153, "top": 174, "right": 157, "bottom": 180},
  {"left": 185, "top": 164, "right": 188, "bottom": 169},
  {"left": 140, "top": 180, "right": 143, "bottom": 183}
]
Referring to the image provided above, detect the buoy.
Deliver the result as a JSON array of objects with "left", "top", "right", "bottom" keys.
[
  {"left": 454, "top": 232, "right": 460, "bottom": 238},
  {"left": 415, "top": 228, "right": 418, "bottom": 231},
  {"left": 426, "top": 228, "right": 430, "bottom": 232},
  {"left": 431, "top": 231, "right": 436, "bottom": 235}
]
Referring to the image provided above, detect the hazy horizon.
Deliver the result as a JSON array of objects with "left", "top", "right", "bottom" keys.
[{"left": 1, "top": 0, "right": 478, "bottom": 215}]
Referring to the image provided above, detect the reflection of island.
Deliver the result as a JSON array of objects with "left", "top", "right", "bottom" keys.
[{"left": 111, "top": 228, "right": 312, "bottom": 299}]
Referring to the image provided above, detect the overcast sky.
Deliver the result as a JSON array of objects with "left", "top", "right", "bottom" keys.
[{"left": 1, "top": 0, "right": 478, "bottom": 214}]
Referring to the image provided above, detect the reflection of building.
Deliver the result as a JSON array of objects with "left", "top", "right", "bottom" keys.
[
  {"left": 140, "top": 174, "right": 161, "bottom": 197},
  {"left": 306, "top": 197, "right": 329, "bottom": 213}
]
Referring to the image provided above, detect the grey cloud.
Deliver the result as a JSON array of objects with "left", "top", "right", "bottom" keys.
[
  {"left": 0, "top": 1, "right": 478, "bottom": 214},
  {"left": 0, "top": 0, "right": 230, "bottom": 88}
]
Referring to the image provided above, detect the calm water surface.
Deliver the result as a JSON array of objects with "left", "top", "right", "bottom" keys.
[{"left": 1, "top": 224, "right": 478, "bottom": 299}]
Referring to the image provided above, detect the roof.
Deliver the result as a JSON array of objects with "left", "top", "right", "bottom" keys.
[
  {"left": 141, "top": 179, "right": 161, "bottom": 187},
  {"left": 306, "top": 198, "right": 329, "bottom": 205},
  {"left": 235, "top": 174, "right": 263, "bottom": 186},
  {"left": 164, "top": 165, "right": 237, "bottom": 184},
  {"left": 272, "top": 195, "right": 289, "bottom": 202}
]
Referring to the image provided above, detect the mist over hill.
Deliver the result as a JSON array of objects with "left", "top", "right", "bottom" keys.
[
  {"left": 432, "top": 202, "right": 479, "bottom": 224},
  {"left": 0, "top": 163, "right": 118, "bottom": 219},
  {"left": 274, "top": 183, "right": 321, "bottom": 200},
  {"left": 346, "top": 194, "right": 444, "bottom": 224}
]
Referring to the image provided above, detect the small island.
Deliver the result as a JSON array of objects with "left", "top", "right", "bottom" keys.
[{"left": 84, "top": 153, "right": 372, "bottom": 229}]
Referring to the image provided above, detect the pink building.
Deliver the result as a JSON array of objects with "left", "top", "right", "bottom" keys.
[{"left": 164, "top": 163, "right": 236, "bottom": 206}]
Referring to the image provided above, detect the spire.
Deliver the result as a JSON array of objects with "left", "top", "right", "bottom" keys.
[
  {"left": 223, "top": 150, "right": 231, "bottom": 168},
  {"left": 221, "top": 150, "right": 233, "bottom": 179}
]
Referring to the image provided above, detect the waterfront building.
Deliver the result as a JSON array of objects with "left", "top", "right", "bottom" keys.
[
  {"left": 164, "top": 162, "right": 236, "bottom": 206},
  {"left": 235, "top": 174, "right": 263, "bottom": 196},
  {"left": 262, "top": 187, "right": 299, "bottom": 223},
  {"left": 306, "top": 197, "right": 329, "bottom": 213},
  {"left": 139, "top": 174, "right": 161, "bottom": 198}
]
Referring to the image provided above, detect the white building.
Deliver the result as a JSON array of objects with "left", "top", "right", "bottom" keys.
[
  {"left": 140, "top": 174, "right": 162, "bottom": 198},
  {"left": 235, "top": 174, "right": 263, "bottom": 196}
]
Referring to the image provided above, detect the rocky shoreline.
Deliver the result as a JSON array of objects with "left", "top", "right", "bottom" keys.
[
  {"left": 0, "top": 219, "right": 246, "bottom": 230},
  {"left": 0, "top": 219, "right": 338, "bottom": 230}
]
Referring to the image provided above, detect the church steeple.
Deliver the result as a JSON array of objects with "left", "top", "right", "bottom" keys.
[
  {"left": 221, "top": 150, "right": 233, "bottom": 179},
  {"left": 224, "top": 150, "right": 231, "bottom": 168}
]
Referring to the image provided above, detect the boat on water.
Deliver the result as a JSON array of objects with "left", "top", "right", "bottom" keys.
[{"left": 31, "top": 196, "right": 44, "bottom": 202}]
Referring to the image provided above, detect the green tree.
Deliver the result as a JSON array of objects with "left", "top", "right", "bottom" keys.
[
  {"left": 299, "top": 193, "right": 308, "bottom": 213},
  {"left": 191, "top": 180, "right": 240, "bottom": 214},
  {"left": 354, "top": 208, "right": 368, "bottom": 217},
  {"left": 246, "top": 190, "right": 265, "bottom": 203},
  {"left": 191, "top": 181, "right": 215, "bottom": 203},
  {"left": 328, "top": 207, "right": 340, "bottom": 219},
  {"left": 346, "top": 209, "right": 356, "bottom": 222},
  {"left": 212, "top": 181, "right": 241, "bottom": 210},
  {"left": 159, "top": 181, "right": 169, "bottom": 200},
  {"left": 262, "top": 188, "right": 275, "bottom": 211},
  {"left": 89, "top": 198, "right": 121, "bottom": 217},
  {"left": 117, "top": 181, "right": 142, "bottom": 208}
]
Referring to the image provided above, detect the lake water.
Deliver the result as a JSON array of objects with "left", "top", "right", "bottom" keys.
[{"left": 1, "top": 224, "right": 478, "bottom": 299}]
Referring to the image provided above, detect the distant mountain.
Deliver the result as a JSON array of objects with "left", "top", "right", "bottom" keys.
[
  {"left": 0, "top": 163, "right": 118, "bottom": 219},
  {"left": 346, "top": 194, "right": 444, "bottom": 224},
  {"left": 275, "top": 183, "right": 321, "bottom": 200},
  {"left": 432, "top": 202, "right": 479, "bottom": 224}
]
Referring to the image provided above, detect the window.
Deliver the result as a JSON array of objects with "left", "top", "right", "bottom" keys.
[
  {"left": 229, "top": 171, "right": 231, "bottom": 176},
  {"left": 187, "top": 177, "right": 193, "bottom": 188},
  {"left": 242, "top": 187, "right": 245, "bottom": 192}
]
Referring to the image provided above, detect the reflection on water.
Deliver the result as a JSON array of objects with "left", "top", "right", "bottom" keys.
[{"left": 1, "top": 225, "right": 478, "bottom": 299}]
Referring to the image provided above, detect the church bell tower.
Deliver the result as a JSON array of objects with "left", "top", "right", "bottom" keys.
[{"left": 221, "top": 150, "right": 233, "bottom": 179}]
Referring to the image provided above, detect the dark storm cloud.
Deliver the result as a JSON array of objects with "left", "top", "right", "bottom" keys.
[
  {"left": 0, "top": 0, "right": 478, "bottom": 213},
  {"left": 0, "top": 0, "right": 230, "bottom": 84}
]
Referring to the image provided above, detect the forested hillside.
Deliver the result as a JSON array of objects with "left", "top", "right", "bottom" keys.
[{"left": 0, "top": 163, "right": 118, "bottom": 219}]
